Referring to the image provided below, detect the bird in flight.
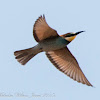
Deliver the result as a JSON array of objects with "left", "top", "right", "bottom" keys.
[{"left": 14, "top": 15, "right": 92, "bottom": 86}]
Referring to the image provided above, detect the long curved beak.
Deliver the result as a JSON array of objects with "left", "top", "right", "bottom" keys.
[{"left": 75, "top": 31, "right": 85, "bottom": 35}]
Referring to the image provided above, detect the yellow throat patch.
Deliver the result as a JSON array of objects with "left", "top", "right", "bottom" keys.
[{"left": 65, "top": 36, "right": 76, "bottom": 42}]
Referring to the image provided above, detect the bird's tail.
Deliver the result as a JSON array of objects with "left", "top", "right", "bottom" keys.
[{"left": 14, "top": 46, "right": 41, "bottom": 65}]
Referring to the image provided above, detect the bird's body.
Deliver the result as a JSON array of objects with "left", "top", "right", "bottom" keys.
[
  {"left": 39, "top": 37, "right": 69, "bottom": 51},
  {"left": 14, "top": 15, "right": 93, "bottom": 86}
]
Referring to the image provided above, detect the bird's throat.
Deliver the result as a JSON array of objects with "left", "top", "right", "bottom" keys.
[{"left": 65, "top": 36, "right": 76, "bottom": 42}]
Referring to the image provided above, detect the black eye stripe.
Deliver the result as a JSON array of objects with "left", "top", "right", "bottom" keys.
[{"left": 66, "top": 34, "right": 76, "bottom": 37}]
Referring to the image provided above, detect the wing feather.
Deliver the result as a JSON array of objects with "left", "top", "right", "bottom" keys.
[
  {"left": 46, "top": 47, "right": 92, "bottom": 86},
  {"left": 33, "top": 15, "right": 58, "bottom": 42}
]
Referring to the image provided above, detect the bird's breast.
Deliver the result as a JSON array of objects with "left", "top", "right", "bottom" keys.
[{"left": 39, "top": 37, "right": 69, "bottom": 51}]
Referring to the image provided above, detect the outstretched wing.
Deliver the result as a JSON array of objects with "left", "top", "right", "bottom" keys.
[
  {"left": 46, "top": 47, "right": 92, "bottom": 86},
  {"left": 33, "top": 15, "right": 59, "bottom": 42}
]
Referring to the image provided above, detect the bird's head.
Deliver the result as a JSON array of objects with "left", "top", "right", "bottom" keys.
[{"left": 61, "top": 31, "right": 85, "bottom": 42}]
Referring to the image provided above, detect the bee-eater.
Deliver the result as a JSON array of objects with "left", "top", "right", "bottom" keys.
[{"left": 14, "top": 15, "right": 92, "bottom": 86}]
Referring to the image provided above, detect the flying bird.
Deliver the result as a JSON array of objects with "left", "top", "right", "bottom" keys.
[{"left": 14, "top": 15, "right": 92, "bottom": 86}]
